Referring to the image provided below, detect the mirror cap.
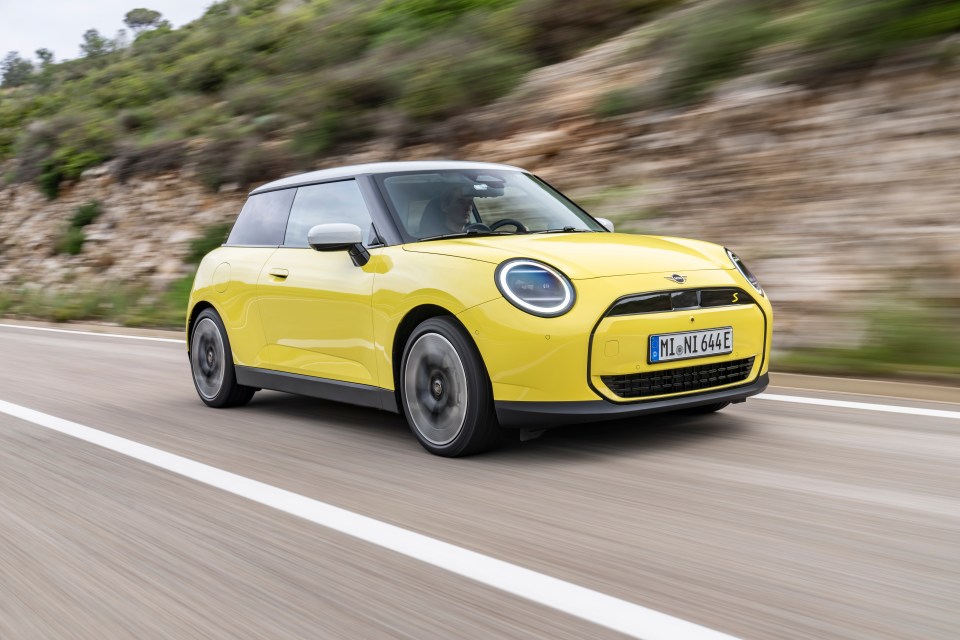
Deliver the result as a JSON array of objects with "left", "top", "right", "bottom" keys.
[
  {"left": 596, "top": 217, "right": 615, "bottom": 232},
  {"left": 308, "top": 223, "right": 363, "bottom": 251}
]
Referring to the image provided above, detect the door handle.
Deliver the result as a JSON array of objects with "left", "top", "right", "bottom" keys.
[{"left": 268, "top": 268, "right": 289, "bottom": 279}]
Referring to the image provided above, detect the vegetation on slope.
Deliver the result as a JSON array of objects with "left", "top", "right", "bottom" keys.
[
  {"left": 0, "top": 0, "right": 677, "bottom": 197},
  {"left": 598, "top": 0, "right": 960, "bottom": 113}
]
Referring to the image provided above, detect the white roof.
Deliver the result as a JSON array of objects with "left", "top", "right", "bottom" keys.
[{"left": 250, "top": 160, "right": 523, "bottom": 194}]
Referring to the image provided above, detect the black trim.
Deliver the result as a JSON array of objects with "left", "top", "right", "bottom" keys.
[
  {"left": 239, "top": 174, "right": 406, "bottom": 247},
  {"left": 606, "top": 287, "right": 755, "bottom": 317},
  {"left": 495, "top": 374, "right": 769, "bottom": 428},
  {"left": 235, "top": 366, "right": 398, "bottom": 413}
]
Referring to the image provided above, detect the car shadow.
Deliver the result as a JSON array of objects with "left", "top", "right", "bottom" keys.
[
  {"left": 241, "top": 390, "right": 748, "bottom": 461},
  {"left": 491, "top": 411, "right": 750, "bottom": 463},
  {"left": 242, "top": 390, "right": 411, "bottom": 440}
]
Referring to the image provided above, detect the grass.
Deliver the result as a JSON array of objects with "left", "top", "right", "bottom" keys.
[
  {"left": 0, "top": 275, "right": 194, "bottom": 328},
  {"left": 774, "top": 305, "right": 960, "bottom": 383}
]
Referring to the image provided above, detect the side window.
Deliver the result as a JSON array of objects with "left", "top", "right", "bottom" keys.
[
  {"left": 226, "top": 189, "right": 296, "bottom": 246},
  {"left": 283, "top": 180, "right": 372, "bottom": 248}
]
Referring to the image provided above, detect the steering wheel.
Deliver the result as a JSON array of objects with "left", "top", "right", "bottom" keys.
[
  {"left": 464, "top": 223, "right": 492, "bottom": 234},
  {"left": 489, "top": 218, "right": 529, "bottom": 233}
]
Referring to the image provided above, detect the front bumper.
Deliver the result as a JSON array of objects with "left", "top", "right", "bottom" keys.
[{"left": 495, "top": 373, "right": 769, "bottom": 427}]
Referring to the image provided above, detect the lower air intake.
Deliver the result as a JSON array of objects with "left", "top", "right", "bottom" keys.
[{"left": 601, "top": 357, "right": 755, "bottom": 399}]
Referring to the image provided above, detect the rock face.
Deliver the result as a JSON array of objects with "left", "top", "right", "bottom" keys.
[
  {"left": 0, "top": 168, "right": 245, "bottom": 293},
  {"left": 1, "top": 28, "right": 958, "bottom": 355}
]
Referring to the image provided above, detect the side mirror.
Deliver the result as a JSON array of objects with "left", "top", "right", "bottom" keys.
[
  {"left": 307, "top": 223, "right": 370, "bottom": 266},
  {"left": 595, "top": 217, "right": 615, "bottom": 232}
]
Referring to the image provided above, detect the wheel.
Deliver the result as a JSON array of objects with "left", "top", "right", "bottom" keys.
[
  {"left": 190, "top": 308, "right": 256, "bottom": 408},
  {"left": 680, "top": 402, "right": 730, "bottom": 415},
  {"left": 489, "top": 218, "right": 529, "bottom": 233},
  {"left": 400, "top": 317, "right": 502, "bottom": 456}
]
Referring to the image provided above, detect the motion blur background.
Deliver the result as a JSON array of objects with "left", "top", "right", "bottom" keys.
[{"left": 0, "top": 0, "right": 958, "bottom": 382}]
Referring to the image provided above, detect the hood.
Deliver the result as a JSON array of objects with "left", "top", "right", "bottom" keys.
[{"left": 402, "top": 232, "right": 733, "bottom": 279}]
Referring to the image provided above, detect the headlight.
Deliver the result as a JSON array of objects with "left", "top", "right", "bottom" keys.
[
  {"left": 495, "top": 259, "right": 575, "bottom": 317},
  {"left": 725, "top": 248, "right": 764, "bottom": 296}
]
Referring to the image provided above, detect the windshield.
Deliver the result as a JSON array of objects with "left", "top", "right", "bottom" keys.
[{"left": 374, "top": 169, "right": 606, "bottom": 241}]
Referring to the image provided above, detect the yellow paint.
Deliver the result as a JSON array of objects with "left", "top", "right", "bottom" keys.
[{"left": 190, "top": 233, "right": 772, "bottom": 406}]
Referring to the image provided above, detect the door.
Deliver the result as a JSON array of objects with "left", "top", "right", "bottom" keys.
[{"left": 256, "top": 179, "right": 380, "bottom": 386}]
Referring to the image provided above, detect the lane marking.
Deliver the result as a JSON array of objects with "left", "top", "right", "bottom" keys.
[
  {"left": 0, "top": 399, "right": 739, "bottom": 640},
  {"left": 757, "top": 393, "right": 960, "bottom": 420},
  {"left": 0, "top": 323, "right": 182, "bottom": 344},
  {"left": 2, "top": 322, "right": 955, "bottom": 418}
]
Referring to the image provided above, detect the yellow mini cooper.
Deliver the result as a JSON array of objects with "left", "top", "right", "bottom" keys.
[{"left": 187, "top": 161, "right": 771, "bottom": 456}]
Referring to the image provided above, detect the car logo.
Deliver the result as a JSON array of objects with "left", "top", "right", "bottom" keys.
[{"left": 666, "top": 274, "right": 687, "bottom": 284}]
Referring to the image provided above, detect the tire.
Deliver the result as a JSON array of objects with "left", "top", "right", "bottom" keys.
[
  {"left": 680, "top": 401, "right": 730, "bottom": 415},
  {"left": 190, "top": 308, "right": 256, "bottom": 408},
  {"left": 399, "top": 317, "right": 502, "bottom": 457}
]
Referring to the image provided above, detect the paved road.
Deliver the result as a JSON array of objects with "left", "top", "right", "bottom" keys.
[{"left": 0, "top": 323, "right": 957, "bottom": 639}]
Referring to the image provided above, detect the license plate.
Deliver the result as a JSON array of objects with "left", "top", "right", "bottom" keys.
[{"left": 649, "top": 327, "right": 733, "bottom": 364}]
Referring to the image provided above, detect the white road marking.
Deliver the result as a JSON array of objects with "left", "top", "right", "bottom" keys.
[
  {"left": 0, "top": 399, "right": 740, "bottom": 640},
  {"left": 0, "top": 323, "right": 182, "bottom": 343},
  {"left": 2, "top": 322, "right": 955, "bottom": 418},
  {"left": 758, "top": 393, "right": 960, "bottom": 420}
]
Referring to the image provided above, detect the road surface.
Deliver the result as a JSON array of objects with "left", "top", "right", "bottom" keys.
[{"left": 0, "top": 322, "right": 957, "bottom": 639}]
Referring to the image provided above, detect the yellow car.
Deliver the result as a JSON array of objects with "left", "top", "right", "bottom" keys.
[{"left": 187, "top": 161, "right": 771, "bottom": 456}]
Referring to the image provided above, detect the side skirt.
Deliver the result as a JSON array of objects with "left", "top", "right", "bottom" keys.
[{"left": 236, "top": 366, "right": 398, "bottom": 413}]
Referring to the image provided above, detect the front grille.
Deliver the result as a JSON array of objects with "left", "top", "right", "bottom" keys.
[
  {"left": 601, "top": 357, "right": 755, "bottom": 399},
  {"left": 607, "top": 288, "right": 754, "bottom": 317}
]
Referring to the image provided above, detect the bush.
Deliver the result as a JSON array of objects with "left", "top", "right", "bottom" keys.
[
  {"left": 512, "top": 0, "right": 680, "bottom": 64},
  {"left": 397, "top": 37, "right": 533, "bottom": 120},
  {"left": 187, "top": 223, "right": 232, "bottom": 263},
  {"left": 14, "top": 116, "right": 116, "bottom": 198},
  {"left": 71, "top": 201, "right": 102, "bottom": 228},
  {"left": 55, "top": 226, "right": 86, "bottom": 255},
  {"left": 784, "top": 0, "right": 960, "bottom": 71},
  {"left": 113, "top": 140, "right": 187, "bottom": 182},
  {"left": 53, "top": 201, "right": 103, "bottom": 255},
  {"left": 659, "top": 0, "right": 777, "bottom": 105}
]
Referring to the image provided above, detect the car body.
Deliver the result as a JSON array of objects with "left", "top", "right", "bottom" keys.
[{"left": 187, "top": 161, "right": 771, "bottom": 456}]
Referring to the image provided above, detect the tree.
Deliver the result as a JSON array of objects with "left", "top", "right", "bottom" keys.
[
  {"left": 36, "top": 48, "right": 54, "bottom": 67},
  {"left": 80, "top": 29, "right": 111, "bottom": 58},
  {"left": 1, "top": 51, "right": 34, "bottom": 87},
  {"left": 124, "top": 8, "right": 163, "bottom": 34}
]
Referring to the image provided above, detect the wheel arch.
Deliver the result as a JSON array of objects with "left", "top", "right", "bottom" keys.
[
  {"left": 392, "top": 304, "right": 455, "bottom": 390},
  {"left": 186, "top": 300, "right": 216, "bottom": 353}
]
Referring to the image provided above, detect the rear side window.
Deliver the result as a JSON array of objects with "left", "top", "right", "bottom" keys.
[
  {"left": 283, "top": 180, "right": 372, "bottom": 248},
  {"left": 226, "top": 189, "right": 296, "bottom": 246}
]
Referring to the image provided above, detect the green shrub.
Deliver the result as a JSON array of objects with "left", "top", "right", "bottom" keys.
[
  {"left": 659, "top": 0, "right": 777, "bottom": 105},
  {"left": 512, "top": 0, "right": 681, "bottom": 64},
  {"left": 71, "top": 201, "right": 102, "bottom": 228},
  {"left": 594, "top": 86, "right": 653, "bottom": 118},
  {"left": 55, "top": 226, "right": 86, "bottom": 255},
  {"left": 188, "top": 223, "right": 232, "bottom": 263},
  {"left": 398, "top": 38, "right": 533, "bottom": 120},
  {"left": 784, "top": 0, "right": 960, "bottom": 70}
]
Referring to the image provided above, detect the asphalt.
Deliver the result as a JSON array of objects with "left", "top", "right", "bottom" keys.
[{"left": 0, "top": 321, "right": 957, "bottom": 639}]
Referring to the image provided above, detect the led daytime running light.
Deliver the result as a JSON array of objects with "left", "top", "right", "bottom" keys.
[{"left": 496, "top": 259, "right": 575, "bottom": 317}]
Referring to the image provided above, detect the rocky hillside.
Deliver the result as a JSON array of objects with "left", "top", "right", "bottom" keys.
[{"left": 2, "top": 12, "right": 959, "bottom": 379}]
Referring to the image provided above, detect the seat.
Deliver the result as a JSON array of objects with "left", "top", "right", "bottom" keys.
[{"left": 416, "top": 198, "right": 448, "bottom": 237}]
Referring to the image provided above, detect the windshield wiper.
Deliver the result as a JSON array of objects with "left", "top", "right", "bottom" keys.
[
  {"left": 418, "top": 230, "right": 497, "bottom": 242},
  {"left": 533, "top": 226, "right": 592, "bottom": 234}
]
